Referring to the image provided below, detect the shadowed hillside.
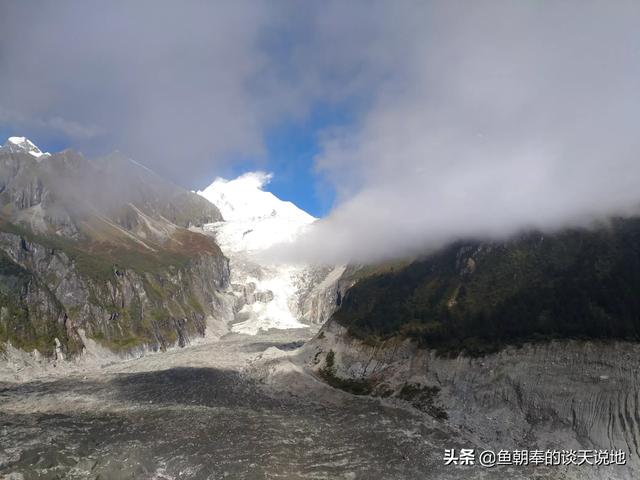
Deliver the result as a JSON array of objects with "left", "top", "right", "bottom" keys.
[{"left": 333, "top": 217, "right": 640, "bottom": 356}]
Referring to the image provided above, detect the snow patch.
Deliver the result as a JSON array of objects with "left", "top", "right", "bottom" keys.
[{"left": 2, "top": 136, "right": 50, "bottom": 158}]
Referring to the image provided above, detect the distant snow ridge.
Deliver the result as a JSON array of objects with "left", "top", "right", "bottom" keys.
[
  {"left": 197, "top": 172, "right": 317, "bottom": 335},
  {"left": 1, "top": 137, "right": 50, "bottom": 158}
]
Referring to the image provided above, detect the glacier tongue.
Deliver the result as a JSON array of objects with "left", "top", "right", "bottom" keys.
[{"left": 198, "top": 172, "right": 333, "bottom": 335}]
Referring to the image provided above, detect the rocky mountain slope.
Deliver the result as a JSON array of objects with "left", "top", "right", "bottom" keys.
[{"left": 0, "top": 138, "right": 231, "bottom": 358}]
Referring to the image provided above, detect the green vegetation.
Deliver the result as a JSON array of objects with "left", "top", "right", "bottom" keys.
[
  {"left": 0, "top": 252, "right": 73, "bottom": 356},
  {"left": 89, "top": 329, "right": 151, "bottom": 352},
  {"left": 397, "top": 383, "right": 448, "bottom": 419},
  {"left": 0, "top": 219, "right": 196, "bottom": 282},
  {"left": 318, "top": 350, "right": 375, "bottom": 395},
  {"left": 187, "top": 294, "right": 205, "bottom": 314},
  {"left": 341, "top": 259, "right": 415, "bottom": 284},
  {"left": 334, "top": 217, "right": 640, "bottom": 356},
  {"left": 316, "top": 351, "right": 448, "bottom": 419},
  {"left": 99, "top": 335, "right": 148, "bottom": 351}
]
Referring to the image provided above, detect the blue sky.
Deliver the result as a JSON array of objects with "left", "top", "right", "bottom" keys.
[{"left": 219, "top": 105, "right": 353, "bottom": 218}]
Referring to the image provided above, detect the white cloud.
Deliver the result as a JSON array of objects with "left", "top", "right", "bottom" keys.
[
  {"left": 3, "top": 1, "right": 640, "bottom": 265},
  {"left": 271, "top": 1, "right": 640, "bottom": 264},
  {"left": 0, "top": 107, "right": 102, "bottom": 139}
]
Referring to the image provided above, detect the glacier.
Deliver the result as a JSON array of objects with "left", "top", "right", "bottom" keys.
[{"left": 197, "top": 171, "right": 334, "bottom": 335}]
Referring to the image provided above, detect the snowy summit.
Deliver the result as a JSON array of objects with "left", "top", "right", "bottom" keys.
[
  {"left": 1, "top": 137, "right": 50, "bottom": 158},
  {"left": 198, "top": 171, "right": 313, "bottom": 223},
  {"left": 197, "top": 171, "right": 315, "bottom": 253}
]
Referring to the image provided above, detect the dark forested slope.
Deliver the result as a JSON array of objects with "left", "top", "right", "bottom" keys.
[{"left": 333, "top": 217, "right": 640, "bottom": 355}]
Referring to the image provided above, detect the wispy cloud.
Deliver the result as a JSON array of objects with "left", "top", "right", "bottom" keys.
[
  {"left": 0, "top": 1, "right": 282, "bottom": 183},
  {"left": 0, "top": 107, "right": 103, "bottom": 139}
]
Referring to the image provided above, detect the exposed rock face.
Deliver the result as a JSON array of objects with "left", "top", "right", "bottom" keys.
[
  {"left": 0, "top": 143, "right": 231, "bottom": 358},
  {"left": 306, "top": 320, "right": 640, "bottom": 479},
  {"left": 0, "top": 226, "right": 232, "bottom": 359},
  {"left": 296, "top": 264, "right": 350, "bottom": 326},
  {"left": 0, "top": 148, "right": 222, "bottom": 236}
]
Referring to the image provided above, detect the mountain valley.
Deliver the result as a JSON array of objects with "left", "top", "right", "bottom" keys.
[{"left": 1, "top": 138, "right": 639, "bottom": 480}]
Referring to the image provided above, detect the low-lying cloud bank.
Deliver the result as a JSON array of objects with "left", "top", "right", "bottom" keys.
[
  {"left": 267, "top": 1, "right": 640, "bottom": 264},
  {"left": 3, "top": 2, "right": 640, "bottom": 265}
]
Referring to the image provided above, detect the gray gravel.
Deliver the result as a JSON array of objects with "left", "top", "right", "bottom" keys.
[
  {"left": 0, "top": 333, "right": 436, "bottom": 479},
  {"left": 0, "top": 332, "right": 569, "bottom": 479}
]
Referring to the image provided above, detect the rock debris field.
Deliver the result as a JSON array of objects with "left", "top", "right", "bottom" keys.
[
  {"left": 0, "top": 331, "right": 435, "bottom": 480},
  {"left": 0, "top": 330, "right": 587, "bottom": 479}
]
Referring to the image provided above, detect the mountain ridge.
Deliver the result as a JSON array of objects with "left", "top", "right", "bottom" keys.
[
  {"left": 1, "top": 136, "right": 50, "bottom": 158},
  {"left": 0, "top": 138, "right": 231, "bottom": 357}
]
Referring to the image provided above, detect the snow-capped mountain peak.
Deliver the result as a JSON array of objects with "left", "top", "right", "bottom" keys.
[
  {"left": 2, "top": 136, "right": 50, "bottom": 158},
  {"left": 197, "top": 171, "right": 315, "bottom": 253},
  {"left": 198, "top": 171, "right": 314, "bottom": 224}
]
